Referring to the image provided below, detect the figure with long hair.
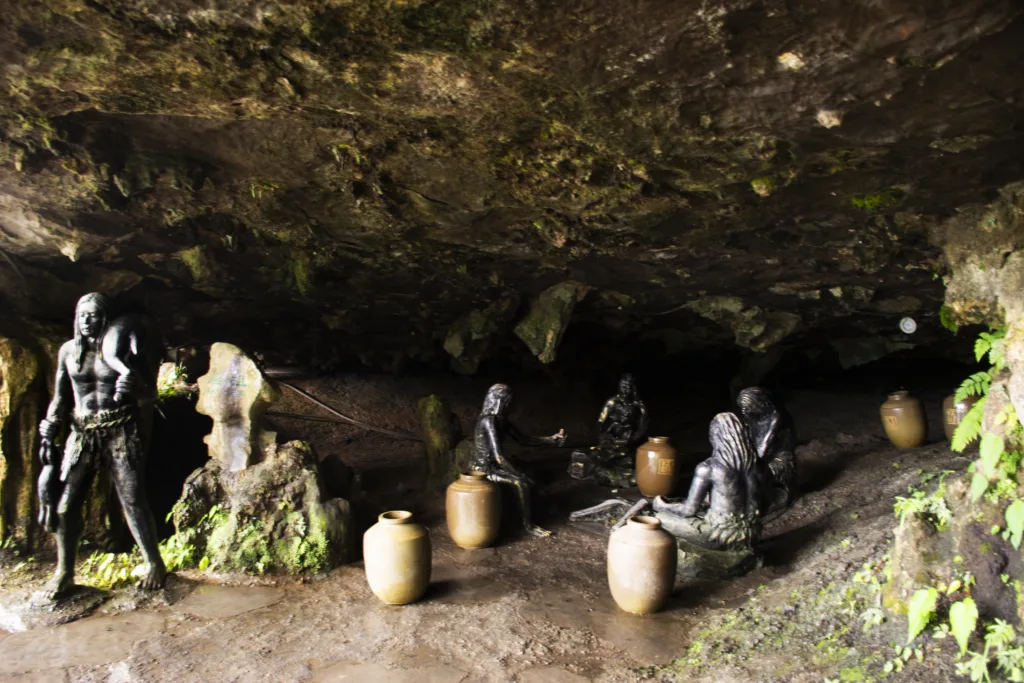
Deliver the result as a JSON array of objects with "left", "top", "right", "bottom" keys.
[
  {"left": 469, "top": 384, "right": 566, "bottom": 537},
  {"left": 735, "top": 386, "right": 797, "bottom": 509},
  {"left": 37, "top": 293, "right": 166, "bottom": 599}
]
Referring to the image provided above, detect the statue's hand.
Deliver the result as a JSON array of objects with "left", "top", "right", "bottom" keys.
[
  {"left": 38, "top": 419, "right": 59, "bottom": 443},
  {"left": 113, "top": 375, "right": 134, "bottom": 405},
  {"left": 39, "top": 440, "right": 52, "bottom": 466},
  {"left": 552, "top": 429, "right": 567, "bottom": 447}
]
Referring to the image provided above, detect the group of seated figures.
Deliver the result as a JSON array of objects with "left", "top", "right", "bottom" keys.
[
  {"left": 566, "top": 380, "right": 797, "bottom": 553},
  {"left": 467, "top": 373, "right": 797, "bottom": 554}
]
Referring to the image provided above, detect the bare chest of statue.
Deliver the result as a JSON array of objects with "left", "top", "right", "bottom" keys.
[{"left": 67, "top": 348, "right": 121, "bottom": 414}]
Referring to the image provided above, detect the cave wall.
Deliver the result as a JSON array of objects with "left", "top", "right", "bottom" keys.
[{"left": 2, "top": 0, "right": 1022, "bottom": 372}]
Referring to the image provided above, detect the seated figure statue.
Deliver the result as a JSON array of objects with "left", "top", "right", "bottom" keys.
[
  {"left": 736, "top": 386, "right": 797, "bottom": 511},
  {"left": 568, "top": 374, "right": 648, "bottom": 488},
  {"left": 468, "top": 383, "right": 566, "bottom": 537},
  {"left": 571, "top": 412, "right": 767, "bottom": 552}
]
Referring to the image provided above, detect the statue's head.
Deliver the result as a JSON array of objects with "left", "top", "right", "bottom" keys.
[
  {"left": 736, "top": 387, "right": 775, "bottom": 419},
  {"left": 482, "top": 383, "right": 512, "bottom": 416},
  {"left": 709, "top": 412, "right": 756, "bottom": 472},
  {"left": 73, "top": 293, "right": 111, "bottom": 371},
  {"left": 618, "top": 373, "right": 636, "bottom": 398},
  {"left": 75, "top": 292, "right": 110, "bottom": 340}
]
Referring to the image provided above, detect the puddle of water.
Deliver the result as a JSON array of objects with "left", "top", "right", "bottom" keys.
[
  {"left": 173, "top": 585, "right": 284, "bottom": 619},
  {"left": 313, "top": 660, "right": 468, "bottom": 682},
  {"left": 0, "top": 612, "right": 164, "bottom": 675},
  {"left": 516, "top": 666, "right": 590, "bottom": 682}
]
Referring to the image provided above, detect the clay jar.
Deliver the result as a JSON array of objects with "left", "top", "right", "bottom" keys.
[
  {"left": 363, "top": 511, "right": 431, "bottom": 605},
  {"left": 635, "top": 437, "right": 677, "bottom": 497},
  {"left": 943, "top": 393, "right": 980, "bottom": 444},
  {"left": 880, "top": 391, "right": 927, "bottom": 449},
  {"left": 446, "top": 472, "right": 501, "bottom": 549},
  {"left": 607, "top": 516, "right": 677, "bottom": 614}
]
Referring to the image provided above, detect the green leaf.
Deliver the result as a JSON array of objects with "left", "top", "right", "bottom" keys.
[
  {"left": 907, "top": 587, "right": 940, "bottom": 644},
  {"left": 979, "top": 433, "right": 1005, "bottom": 477},
  {"left": 1006, "top": 500, "right": 1024, "bottom": 550},
  {"left": 950, "top": 598, "right": 979, "bottom": 656},
  {"left": 976, "top": 336, "right": 993, "bottom": 363},
  {"left": 971, "top": 474, "right": 991, "bottom": 502},
  {"left": 956, "top": 372, "right": 992, "bottom": 403},
  {"left": 953, "top": 398, "right": 987, "bottom": 452},
  {"left": 198, "top": 556, "right": 210, "bottom": 571}
]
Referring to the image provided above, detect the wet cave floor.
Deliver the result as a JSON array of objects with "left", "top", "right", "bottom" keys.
[{"left": 0, "top": 388, "right": 974, "bottom": 682}]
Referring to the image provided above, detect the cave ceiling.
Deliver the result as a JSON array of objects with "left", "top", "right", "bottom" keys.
[{"left": 1, "top": 0, "right": 1023, "bottom": 370}]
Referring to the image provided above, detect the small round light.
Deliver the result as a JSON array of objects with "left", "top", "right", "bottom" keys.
[{"left": 899, "top": 317, "right": 917, "bottom": 334}]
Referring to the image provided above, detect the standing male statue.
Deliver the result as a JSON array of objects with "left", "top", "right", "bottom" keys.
[{"left": 37, "top": 293, "right": 166, "bottom": 599}]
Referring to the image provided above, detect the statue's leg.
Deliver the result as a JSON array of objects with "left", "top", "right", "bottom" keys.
[
  {"left": 44, "top": 463, "right": 94, "bottom": 600},
  {"left": 568, "top": 498, "right": 633, "bottom": 521},
  {"left": 490, "top": 471, "right": 550, "bottom": 538},
  {"left": 610, "top": 497, "right": 652, "bottom": 531},
  {"left": 110, "top": 457, "right": 166, "bottom": 590}
]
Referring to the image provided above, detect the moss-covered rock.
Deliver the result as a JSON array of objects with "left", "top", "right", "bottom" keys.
[
  {"left": 514, "top": 281, "right": 590, "bottom": 364},
  {"left": 416, "top": 394, "right": 461, "bottom": 490},
  {"left": 0, "top": 337, "right": 42, "bottom": 546},
  {"left": 173, "top": 441, "right": 352, "bottom": 575}
]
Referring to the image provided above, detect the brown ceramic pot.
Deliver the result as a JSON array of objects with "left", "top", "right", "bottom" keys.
[
  {"left": 943, "top": 393, "right": 979, "bottom": 444},
  {"left": 880, "top": 391, "right": 927, "bottom": 449},
  {"left": 635, "top": 437, "right": 677, "bottom": 497},
  {"left": 363, "top": 511, "right": 431, "bottom": 605},
  {"left": 607, "top": 516, "right": 677, "bottom": 614},
  {"left": 446, "top": 472, "right": 501, "bottom": 549}
]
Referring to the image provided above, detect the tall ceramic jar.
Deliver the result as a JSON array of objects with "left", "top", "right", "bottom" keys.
[
  {"left": 446, "top": 472, "right": 501, "bottom": 549},
  {"left": 943, "top": 394, "right": 979, "bottom": 444},
  {"left": 607, "top": 516, "right": 677, "bottom": 614},
  {"left": 636, "top": 437, "right": 677, "bottom": 497},
  {"left": 363, "top": 511, "right": 431, "bottom": 605},
  {"left": 880, "top": 391, "right": 927, "bottom": 448}
]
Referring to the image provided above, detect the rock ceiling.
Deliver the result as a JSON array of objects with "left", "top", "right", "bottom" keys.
[{"left": 1, "top": 0, "right": 1023, "bottom": 370}]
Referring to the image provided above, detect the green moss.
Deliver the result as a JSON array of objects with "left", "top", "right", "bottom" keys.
[
  {"left": 290, "top": 257, "right": 313, "bottom": 297},
  {"left": 750, "top": 176, "right": 775, "bottom": 197},
  {"left": 940, "top": 304, "right": 960, "bottom": 333},
  {"left": 177, "top": 246, "right": 210, "bottom": 282},
  {"left": 849, "top": 189, "right": 905, "bottom": 212}
]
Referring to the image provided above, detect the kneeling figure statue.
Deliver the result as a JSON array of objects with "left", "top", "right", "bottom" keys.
[
  {"left": 37, "top": 293, "right": 166, "bottom": 599},
  {"left": 568, "top": 374, "right": 648, "bottom": 488}
]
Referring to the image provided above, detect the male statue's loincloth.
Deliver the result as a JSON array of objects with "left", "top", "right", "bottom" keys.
[{"left": 57, "top": 406, "right": 143, "bottom": 508}]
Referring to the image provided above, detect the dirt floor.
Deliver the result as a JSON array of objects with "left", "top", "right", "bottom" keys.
[{"left": 0, "top": 383, "right": 976, "bottom": 682}]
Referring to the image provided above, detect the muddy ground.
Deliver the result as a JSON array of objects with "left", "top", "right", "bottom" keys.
[{"left": 0, "top": 383, "right": 974, "bottom": 682}]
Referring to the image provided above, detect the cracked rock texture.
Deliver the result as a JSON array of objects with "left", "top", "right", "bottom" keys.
[{"left": 1, "top": 0, "right": 1023, "bottom": 368}]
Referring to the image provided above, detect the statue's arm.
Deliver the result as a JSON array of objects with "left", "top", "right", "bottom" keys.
[
  {"left": 509, "top": 421, "right": 566, "bottom": 447},
  {"left": 40, "top": 345, "right": 72, "bottom": 440},
  {"left": 596, "top": 399, "right": 614, "bottom": 430},
  {"left": 636, "top": 401, "right": 650, "bottom": 439},
  {"left": 483, "top": 417, "right": 526, "bottom": 478},
  {"left": 680, "top": 460, "right": 713, "bottom": 516}
]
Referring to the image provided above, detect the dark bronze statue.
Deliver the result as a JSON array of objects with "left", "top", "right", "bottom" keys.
[
  {"left": 568, "top": 374, "right": 648, "bottom": 488},
  {"left": 736, "top": 386, "right": 797, "bottom": 510},
  {"left": 37, "top": 293, "right": 166, "bottom": 599},
  {"left": 571, "top": 412, "right": 767, "bottom": 551},
  {"left": 469, "top": 383, "right": 566, "bottom": 537},
  {"left": 650, "top": 412, "right": 765, "bottom": 549}
]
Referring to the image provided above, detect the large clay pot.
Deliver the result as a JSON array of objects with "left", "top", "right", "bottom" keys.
[
  {"left": 943, "top": 393, "right": 980, "bottom": 444},
  {"left": 880, "top": 391, "right": 927, "bottom": 448},
  {"left": 607, "top": 516, "right": 677, "bottom": 614},
  {"left": 363, "top": 510, "right": 431, "bottom": 605},
  {"left": 446, "top": 472, "right": 501, "bottom": 549},
  {"left": 635, "top": 437, "right": 677, "bottom": 497}
]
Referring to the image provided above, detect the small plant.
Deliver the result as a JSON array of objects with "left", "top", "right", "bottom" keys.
[
  {"left": 907, "top": 587, "right": 939, "bottom": 643},
  {"left": 956, "top": 619, "right": 1024, "bottom": 682},
  {"left": 950, "top": 598, "right": 980, "bottom": 656},
  {"left": 78, "top": 551, "right": 143, "bottom": 590}
]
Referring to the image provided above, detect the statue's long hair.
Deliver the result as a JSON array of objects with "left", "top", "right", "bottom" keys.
[
  {"left": 482, "top": 383, "right": 511, "bottom": 416},
  {"left": 709, "top": 412, "right": 757, "bottom": 472},
  {"left": 73, "top": 292, "right": 111, "bottom": 371},
  {"left": 736, "top": 387, "right": 778, "bottom": 459}
]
